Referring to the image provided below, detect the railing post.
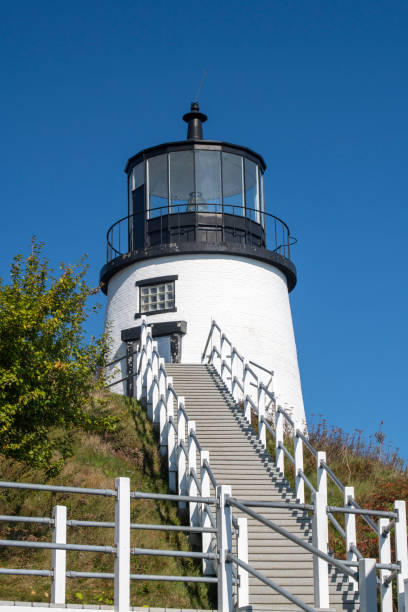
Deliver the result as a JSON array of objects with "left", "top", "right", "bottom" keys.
[
  {"left": 220, "top": 333, "right": 229, "bottom": 368},
  {"left": 243, "top": 363, "right": 251, "bottom": 423},
  {"left": 257, "top": 385, "right": 266, "bottom": 448},
  {"left": 146, "top": 358, "right": 153, "bottom": 417},
  {"left": 140, "top": 316, "right": 147, "bottom": 346},
  {"left": 158, "top": 359, "right": 166, "bottom": 409},
  {"left": 51, "top": 505, "right": 66, "bottom": 604},
  {"left": 114, "top": 477, "right": 130, "bottom": 612},
  {"left": 216, "top": 485, "right": 233, "bottom": 612},
  {"left": 156, "top": 359, "right": 166, "bottom": 427},
  {"left": 188, "top": 421, "right": 199, "bottom": 528},
  {"left": 151, "top": 341, "right": 159, "bottom": 376},
  {"left": 294, "top": 431, "right": 304, "bottom": 504},
  {"left": 136, "top": 350, "right": 147, "bottom": 401},
  {"left": 177, "top": 397, "right": 187, "bottom": 512},
  {"left": 359, "top": 558, "right": 377, "bottom": 612},
  {"left": 166, "top": 378, "right": 176, "bottom": 492},
  {"left": 231, "top": 347, "right": 238, "bottom": 389},
  {"left": 312, "top": 491, "right": 330, "bottom": 609},
  {"left": 316, "top": 451, "right": 327, "bottom": 498},
  {"left": 151, "top": 376, "right": 159, "bottom": 424},
  {"left": 344, "top": 486, "right": 358, "bottom": 591},
  {"left": 379, "top": 518, "right": 393, "bottom": 612},
  {"left": 221, "top": 360, "right": 231, "bottom": 392},
  {"left": 201, "top": 450, "right": 213, "bottom": 575},
  {"left": 159, "top": 395, "right": 167, "bottom": 457},
  {"left": 275, "top": 407, "right": 284, "bottom": 474},
  {"left": 237, "top": 517, "right": 249, "bottom": 609},
  {"left": 395, "top": 500, "right": 408, "bottom": 611}
]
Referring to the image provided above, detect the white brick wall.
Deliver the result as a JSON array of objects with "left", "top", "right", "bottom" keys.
[{"left": 104, "top": 254, "right": 306, "bottom": 427}]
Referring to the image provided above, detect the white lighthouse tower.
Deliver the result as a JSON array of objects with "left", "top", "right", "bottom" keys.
[{"left": 101, "top": 104, "right": 306, "bottom": 426}]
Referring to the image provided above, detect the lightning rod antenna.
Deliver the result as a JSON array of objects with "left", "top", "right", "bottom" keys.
[{"left": 194, "top": 69, "right": 208, "bottom": 102}]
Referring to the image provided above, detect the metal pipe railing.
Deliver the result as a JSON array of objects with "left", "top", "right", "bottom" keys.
[
  {"left": 262, "top": 416, "right": 276, "bottom": 438},
  {"left": 295, "top": 429, "right": 318, "bottom": 457},
  {"left": 278, "top": 441, "right": 296, "bottom": 466},
  {"left": 132, "top": 547, "right": 217, "bottom": 560},
  {"left": 0, "top": 480, "right": 116, "bottom": 497},
  {"left": 228, "top": 553, "right": 316, "bottom": 612},
  {"left": 320, "top": 460, "right": 345, "bottom": 493},
  {"left": 327, "top": 506, "right": 398, "bottom": 519},
  {"left": 228, "top": 497, "right": 357, "bottom": 580},
  {"left": 0, "top": 539, "right": 115, "bottom": 553},
  {"left": 298, "top": 469, "right": 317, "bottom": 494},
  {"left": 277, "top": 406, "right": 295, "bottom": 427},
  {"left": 131, "top": 491, "right": 216, "bottom": 504}
]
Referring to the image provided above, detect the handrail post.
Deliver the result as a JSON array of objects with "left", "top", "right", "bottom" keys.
[
  {"left": 316, "top": 451, "right": 327, "bottom": 498},
  {"left": 137, "top": 349, "right": 147, "bottom": 401},
  {"left": 243, "top": 363, "right": 251, "bottom": 423},
  {"left": 151, "top": 342, "right": 159, "bottom": 390},
  {"left": 359, "top": 558, "right": 377, "bottom": 612},
  {"left": 221, "top": 360, "right": 231, "bottom": 392},
  {"left": 312, "top": 491, "right": 330, "bottom": 609},
  {"left": 114, "top": 477, "right": 130, "bottom": 612},
  {"left": 151, "top": 376, "right": 159, "bottom": 424},
  {"left": 134, "top": 345, "right": 141, "bottom": 400},
  {"left": 167, "top": 379, "right": 176, "bottom": 492},
  {"left": 142, "top": 327, "right": 152, "bottom": 399},
  {"left": 216, "top": 485, "right": 233, "bottom": 612},
  {"left": 258, "top": 385, "right": 266, "bottom": 447},
  {"left": 156, "top": 359, "right": 166, "bottom": 425},
  {"left": 146, "top": 359, "right": 153, "bottom": 418},
  {"left": 237, "top": 517, "right": 249, "bottom": 609},
  {"left": 221, "top": 333, "right": 228, "bottom": 368},
  {"left": 160, "top": 375, "right": 173, "bottom": 459},
  {"left": 275, "top": 407, "right": 284, "bottom": 474},
  {"left": 140, "top": 317, "right": 147, "bottom": 348},
  {"left": 395, "top": 500, "right": 408, "bottom": 611},
  {"left": 201, "top": 451, "right": 213, "bottom": 575},
  {"left": 294, "top": 431, "right": 304, "bottom": 504},
  {"left": 188, "top": 421, "right": 199, "bottom": 529},
  {"left": 177, "top": 397, "right": 187, "bottom": 512},
  {"left": 344, "top": 486, "right": 358, "bottom": 591},
  {"left": 379, "top": 518, "right": 393, "bottom": 612},
  {"left": 231, "top": 347, "right": 239, "bottom": 393},
  {"left": 51, "top": 505, "right": 66, "bottom": 604}
]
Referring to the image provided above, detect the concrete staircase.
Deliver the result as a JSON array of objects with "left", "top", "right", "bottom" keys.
[{"left": 165, "top": 363, "right": 359, "bottom": 612}]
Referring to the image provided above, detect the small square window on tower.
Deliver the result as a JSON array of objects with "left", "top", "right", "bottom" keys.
[{"left": 136, "top": 275, "right": 177, "bottom": 317}]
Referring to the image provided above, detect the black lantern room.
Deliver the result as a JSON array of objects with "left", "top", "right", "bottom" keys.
[{"left": 100, "top": 104, "right": 297, "bottom": 292}]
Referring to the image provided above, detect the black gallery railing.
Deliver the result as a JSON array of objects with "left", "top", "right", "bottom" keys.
[{"left": 105, "top": 204, "right": 297, "bottom": 264}]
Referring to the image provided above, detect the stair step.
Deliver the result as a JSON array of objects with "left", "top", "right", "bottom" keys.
[{"left": 165, "top": 363, "right": 359, "bottom": 611}]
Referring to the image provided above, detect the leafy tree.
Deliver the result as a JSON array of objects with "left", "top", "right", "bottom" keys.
[{"left": 0, "top": 239, "right": 114, "bottom": 474}]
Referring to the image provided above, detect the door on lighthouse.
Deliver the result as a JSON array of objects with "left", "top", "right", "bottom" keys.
[{"left": 156, "top": 335, "right": 171, "bottom": 363}]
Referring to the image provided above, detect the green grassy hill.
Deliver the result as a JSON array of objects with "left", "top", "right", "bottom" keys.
[
  {"left": 265, "top": 416, "right": 408, "bottom": 559},
  {"left": 0, "top": 393, "right": 215, "bottom": 608}
]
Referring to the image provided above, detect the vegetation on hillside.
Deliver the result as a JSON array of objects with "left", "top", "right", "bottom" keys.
[
  {"left": 263, "top": 414, "right": 408, "bottom": 560},
  {"left": 0, "top": 393, "right": 215, "bottom": 608},
  {"left": 0, "top": 239, "right": 112, "bottom": 475}
]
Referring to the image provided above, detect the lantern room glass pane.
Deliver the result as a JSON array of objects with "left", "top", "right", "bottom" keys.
[
  {"left": 244, "top": 159, "right": 259, "bottom": 221},
  {"left": 148, "top": 155, "right": 168, "bottom": 219},
  {"left": 259, "top": 171, "right": 265, "bottom": 226},
  {"left": 170, "top": 151, "right": 194, "bottom": 213},
  {"left": 222, "top": 153, "right": 244, "bottom": 215},
  {"left": 195, "top": 150, "right": 221, "bottom": 212},
  {"left": 132, "top": 163, "right": 145, "bottom": 191}
]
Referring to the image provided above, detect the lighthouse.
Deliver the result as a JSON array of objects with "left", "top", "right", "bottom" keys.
[{"left": 101, "top": 104, "right": 306, "bottom": 426}]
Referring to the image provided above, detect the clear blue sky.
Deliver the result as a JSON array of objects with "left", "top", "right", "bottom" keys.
[{"left": 1, "top": 1, "right": 407, "bottom": 456}]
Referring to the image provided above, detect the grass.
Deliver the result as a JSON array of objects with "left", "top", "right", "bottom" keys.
[
  {"left": 0, "top": 393, "right": 216, "bottom": 609},
  {"left": 260, "top": 412, "right": 408, "bottom": 561}
]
